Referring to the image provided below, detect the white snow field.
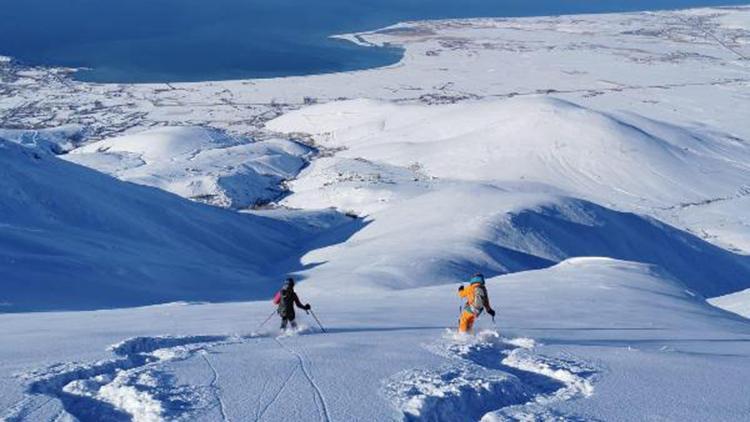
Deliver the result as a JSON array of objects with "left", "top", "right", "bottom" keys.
[
  {"left": 2, "top": 260, "right": 750, "bottom": 421},
  {"left": 2, "top": 4, "right": 750, "bottom": 422}
]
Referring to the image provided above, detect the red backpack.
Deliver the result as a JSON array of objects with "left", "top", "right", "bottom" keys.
[{"left": 272, "top": 290, "right": 281, "bottom": 305}]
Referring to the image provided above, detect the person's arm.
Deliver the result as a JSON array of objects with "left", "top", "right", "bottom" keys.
[
  {"left": 293, "top": 292, "right": 310, "bottom": 310},
  {"left": 483, "top": 287, "right": 495, "bottom": 316}
]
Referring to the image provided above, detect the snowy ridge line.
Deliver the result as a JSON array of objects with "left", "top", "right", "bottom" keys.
[
  {"left": 9, "top": 333, "right": 261, "bottom": 422},
  {"left": 656, "top": 184, "right": 750, "bottom": 211},
  {"left": 385, "top": 331, "right": 597, "bottom": 421}
]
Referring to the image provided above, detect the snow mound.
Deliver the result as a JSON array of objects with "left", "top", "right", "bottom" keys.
[
  {"left": 268, "top": 97, "right": 750, "bottom": 209},
  {"left": 0, "top": 139, "right": 352, "bottom": 311},
  {"left": 71, "top": 126, "right": 238, "bottom": 162},
  {"left": 65, "top": 126, "right": 314, "bottom": 208},
  {"left": 300, "top": 184, "right": 750, "bottom": 297}
]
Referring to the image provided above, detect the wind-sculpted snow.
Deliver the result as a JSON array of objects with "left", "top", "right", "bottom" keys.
[
  {"left": 0, "top": 139, "right": 359, "bottom": 311},
  {"left": 64, "top": 126, "right": 314, "bottom": 209}
]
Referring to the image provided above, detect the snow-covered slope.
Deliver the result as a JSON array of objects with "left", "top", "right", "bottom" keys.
[
  {"left": 0, "top": 139, "right": 353, "bottom": 312},
  {"left": 3, "top": 259, "right": 749, "bottom": 421},
  {"left": 298, "top": 184, "right": 750, "bottom": 297},
  {"left": 268, "top": 97, "right": 750, "bottom": 211},
  {"left": 267, "top": 97, "right": 750, "bottom": 298},
  {"left": 64, "top": 127, "right": 313, "bottom": 208}
]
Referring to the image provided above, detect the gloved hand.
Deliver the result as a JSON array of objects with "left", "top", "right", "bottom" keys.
[
  {"left": 304, "top": 304, "right": 311, "bottom": 310},
  {"left": 458, "top": 285, "right": 464, "bottom": 292},
  {"left": 487, "top": 308, "right": 496, "bottom": 317}
]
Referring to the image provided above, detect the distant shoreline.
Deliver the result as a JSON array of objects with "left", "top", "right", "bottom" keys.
[{"left": 1, "top": 2, "right": 748, "bottom": 85}]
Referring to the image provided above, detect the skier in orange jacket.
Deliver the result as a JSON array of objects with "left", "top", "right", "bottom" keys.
[{"left": 458, "top": 273, "right": 495, "bottom": 333}]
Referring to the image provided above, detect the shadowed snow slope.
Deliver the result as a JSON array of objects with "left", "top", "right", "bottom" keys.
[
  {"left": 64, "top": 126, "right": 313, "bottom": 209},
  {"left": 267, "top": 97, "right": 750, "bottom": 210},
  {"left": 0, "top": 139, "right": 353, "bottom": 312},
  {"left": 299, "top": 184, "right": 750, "bottom": 297}
]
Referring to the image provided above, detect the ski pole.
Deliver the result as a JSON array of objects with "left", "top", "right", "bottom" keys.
[
  {"left": 256, "top": 309, "right": 276, "bottom": 331},
  {"left": 306, "top": 309, "right": 327, "bottom": 333},
  {"left": 458, "top": 305, "right": 463, "bottom": 331}
]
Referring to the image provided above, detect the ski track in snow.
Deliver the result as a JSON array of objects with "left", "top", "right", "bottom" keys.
[
  {"left": 199, "top": 351, "right": 229, "bottom": 422},
  {"left": 7, "top": 334, "right": 253, "bottom": 422},
  {"left": 7, "top": 329, "right": 595, "bottom": 422},
  {"left": 385, "top": 330, "right": 598, "bottom": 422},
  {"left": 273, "top": 337, "right": 332, "bottom": 422},
  {"left": 253, "top": 361, "right": 297, "bottom": 422}
]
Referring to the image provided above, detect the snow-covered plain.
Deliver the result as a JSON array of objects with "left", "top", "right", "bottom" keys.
[{"left": 2, "top": 5, "right": 750, "bottom": 422}]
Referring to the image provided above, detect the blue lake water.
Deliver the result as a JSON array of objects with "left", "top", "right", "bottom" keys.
[{"left": 1, "top": 0, "right": 745, "bottom": 83}]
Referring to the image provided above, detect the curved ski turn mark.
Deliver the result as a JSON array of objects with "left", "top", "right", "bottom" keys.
[
  {"left": 385, "top": 330, "right": 598, "bottom": 421},
  {"left": 254, "top": 361, "right": 298, "bottom": 422},
  {"left": 9, "top": 334, "right": 255, "bottom": 422},
  {"left": 200, "top": 351, "right": 230, "bottom": 422},
  {"left": 274, "top": 337, "right": 332, "bottom": 422}
]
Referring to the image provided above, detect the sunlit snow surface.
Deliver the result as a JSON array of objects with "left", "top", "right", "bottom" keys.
[
  {"left": 3, "top": 261, "right": 750, "bottom": 421},
  {"left": 2, "top": 5, "right": 750, "bottom": 422}
]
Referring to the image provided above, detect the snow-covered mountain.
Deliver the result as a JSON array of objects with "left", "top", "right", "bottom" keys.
[
  {"left": 0, "top": 138, "right": 354, "bottom": 311},
  {"left": 64, "top": 127, "right": 313, "bottom": 209},
  {"left": 268, "top": 97, "right": 750, "bottom": 297},
  {"left": 270, "top": 97, "right": 750, "bottom": 215}
]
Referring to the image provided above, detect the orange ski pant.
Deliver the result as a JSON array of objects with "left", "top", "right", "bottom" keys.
[{"left": 458, "top": 310, "right": 476, "bottom": 333}]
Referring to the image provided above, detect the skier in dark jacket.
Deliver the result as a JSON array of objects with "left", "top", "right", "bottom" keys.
[{"left": 273, "top": 277, "right": 311, "bottom": 330}]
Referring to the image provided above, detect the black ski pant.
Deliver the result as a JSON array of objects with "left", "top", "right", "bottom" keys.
[{"left": 280, "top": 317, "right": 297, "bottom": 330}]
